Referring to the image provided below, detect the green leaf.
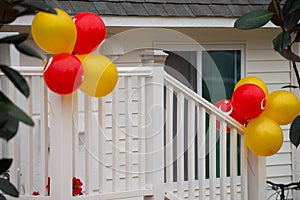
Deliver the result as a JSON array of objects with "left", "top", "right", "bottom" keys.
[
  {"left": 273, "top": 31, "right": 291, "bottom": 52},
  {"left": 0, "top": 193, "right": 6, "bottom": 200},
  {"left": 14, "top": 42, "right": 43, "bottom": 60},
  {"left": 20, "top": 1, "right": 56, "bottom": 14},
  {"left": 283, "top": 11, "right": 300, "bottom": 30},
  {"left": 290, "top": 115, "right": 300, "bottom": 148},
  {"left": 18, "top": 7, "right": 36, "bottom": 16},
  {"left": 234, "top": 9, "right": 273, "bottom": 30},
  {"left": 0, "top": 178, "right": 19, "bottom": 197},
  {"left": 0, "top": 91, "right": 34, "bottom": 126},
  {"left": 287, "top": 1, "right": 300, "bottom": 14},
  {"left": 0, "top": 6, "right": 19, "bottom": 24},
  {"left": 0, "top": 65, "right": 29, "bottom": 98},
  {"left": 283, "top": 0, "right": 295, "bottom": 16},
  {"left": 0, "top": 33, "right": 28, "bottom": 44},
  {"left": 268, "top": 1, "right": 282, "bottom": 26},
  {"left": 0, "top": 159, "right": 12, "bottom": 175},
  {"left": 0, "top": 113, "right": 19, "bottom": 141}
]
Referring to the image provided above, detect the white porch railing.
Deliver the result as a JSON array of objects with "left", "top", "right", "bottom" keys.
[
  {"left": 1, "top": 53, "right": 266, "bottom": 200},
  {"left": 164, "top": 72, "right": 246, "bottom": 200}
]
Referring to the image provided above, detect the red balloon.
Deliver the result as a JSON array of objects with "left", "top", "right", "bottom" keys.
[
  {"left": 72, "top": 12, "right": 106, "bottom": 55},
  {"left": 43, "top": 53, "right": 83, "bottom": 95},
  {"left": 232, "top": 83, "right": 266, "bottom": 119},
  {"left": 215, "top": 99, "right": 248, "bottom": 132}
]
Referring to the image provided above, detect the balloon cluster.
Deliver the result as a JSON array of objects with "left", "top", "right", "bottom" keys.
[
  {"left": 215, "top": 76, "right": 300, "bottom": 156},
  {"left": 31, "top": 8, "right": 118, "bottom": 97}
]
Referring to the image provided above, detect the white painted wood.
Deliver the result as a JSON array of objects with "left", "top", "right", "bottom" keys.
[
  {"left": 197, "top": 106, "right": 206, "bottom": 200},
  {"left": 247, "top": 61, "right": 290, "bottom": 73},
  {"left": 22, "top": 77, "right": 33, "bottom": 195},
  {"left": 84, "top": 95, "right": 93, "bottom": 194},
  {"left": 165, "top": 84, "right": 174, "bottom": 191},
  {"left": 125, "top": 77, "right": 133, "bottom": 190},
  {"left": 240, "top": 134, "right": 248, "bottom": 200},
  {"left": 72, "top": 92, "right": 80, "bottom": 178},
  {"left": 230, "top": 128, "right": 237, "bottom": 200},
  {"left": 248, "top": 151, "right": 267, "bottom": 200},
  {"left": 49, "top": 94, "right": 73, "bottom": 199},
  {"left": 176, "top": 92, "right": 185, "bottom": 199},
  {"left": 164, "top": 73, "right": 244, "bottom": 132},
  {"left": 187, "top": 99, "right": 195, "bottom": 199},
  {"left": 144, "top": 67, "right": 164, "bottom": 200},
  {"left": 209, "top": 114, "right": 217, "bottom": 199},
  {"left": 246, "top": 50, "right": 286, "bottom": 61},
  {"left": 98, "top": 97, "right": 105, "bottom": 193},
  {"left": 39, "top": 79, "right": 49, "bottom": 195},
  {"left": 7, "top": 80, "right": 19, "bottom": 189},
  {"left": 138, "top": 77, "right": 146, "bottom": 189},
  {"left": 219, "top": 120, "right": 227, "bottom": 200},
  {"left": 10, "top": 15, "right": 278, "bottom": 28},
  {"left": 112, "top": 91, "right": 121, "bottom": 192}
]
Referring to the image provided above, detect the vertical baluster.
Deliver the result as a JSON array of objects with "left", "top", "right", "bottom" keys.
[
  {"left": 84, "top": 95, "right": 93, "bottom": 194},
  {"left": 176, "top": 92, "right": 185, "bottom": 199},
  {"left": 98, "top": 97, "right": 105, "bottom": 193},
  {"left": 198, "top": 106, "right": 206, "bottom": 200},
  {"left": 8, "top": 78, "right": 19, "bottom": 189},
  {"left": 220, "top": 119, "right": 227, "bottom": 200},
  {"left": 166, "top": 85, "right": 173, "bottom": 191},
  {"left": 23, "top": 77, "right": 33, "bottom": 195},
  {"left": 230, "top": 128, "right": 238, "bottom": 200},
  {"left": 187, "top": 99, "right": 195, "bottom": 199},
  {"left": 209, "top": 114, "right": 217, "bottom": 199},
  {"left": 240, "top": 133, "right": 248, "bottom": 199},
  {"left": 125, "top": 77, "right": 133, "bottom": 190},
  {"left": 49, "top": 94, "right": 73, "bottom": 199},
  {"left": 112, "top": 89, "right": 120, "bottom": 191},
  {"left": 138, "top": 77, "right": 146, "bottom": 189},
  {"left": 8, "top": 43, "right": 22, "bottom": 192},
  {"left": 40, "top": 78, "right": 49, "bottom": 195},
  {"left": 72, "top": 92, "right": 79, "bottom": 178}
]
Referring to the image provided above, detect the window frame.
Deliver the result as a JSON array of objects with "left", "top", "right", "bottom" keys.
[{"left": 155, "top": 42, "right": 245, "bottom": 96}]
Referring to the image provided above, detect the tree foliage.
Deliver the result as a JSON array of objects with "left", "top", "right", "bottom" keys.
[
  {"left": 234, "top": 0, "right": 300, "bottom": 148},
  {"left": 0, "top": 0, "right": 55, "bottom": 198}
]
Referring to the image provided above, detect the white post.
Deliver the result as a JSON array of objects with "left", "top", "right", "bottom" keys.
[
  {"left": 247, "top": 150, "right": 267, "bottom": 200},
  {"left": 141, "top": 50, "right": 168, "bottom": 200},
  {"left": 49, "top": 93, "right": 73, "bottom": 199}
]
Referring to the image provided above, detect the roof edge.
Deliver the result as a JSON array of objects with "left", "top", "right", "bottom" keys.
[{"left": 9, "top": 15, "right": 277, "bottom": 28}]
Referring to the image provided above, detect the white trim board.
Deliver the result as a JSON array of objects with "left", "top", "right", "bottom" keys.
[{"left": 10, "top": 15, "right": 278, "bottom": 28}]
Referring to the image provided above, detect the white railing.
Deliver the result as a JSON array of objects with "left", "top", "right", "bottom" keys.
[
  {"left": 1, "top": 66, "right": 161, "bottom": 199},
  {"left": 164, "top": 72, "right": 247, "bottom": 200},
  {"left": 163, "top": 72, "right": 266, "bottom": 200},
  {"left": 1, "top": 65, "right": 266, "bottom": 200}
]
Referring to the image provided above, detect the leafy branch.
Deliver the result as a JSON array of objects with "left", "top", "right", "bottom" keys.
[
  {"left": 0, "top": 0, "right": 55, "bottom": 199},
  {"left": 234, "top": 0, "right": 300, "bottom": 148}
]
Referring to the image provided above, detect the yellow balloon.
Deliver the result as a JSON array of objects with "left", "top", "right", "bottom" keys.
[
  {"left": 77, "top": 54, "right": 118, "bottom": 97},
  {"left": 234, "top": 76, "right": 268, "bottom": 95},
  {"left": 31, "top": 8, "right": 77, "bottom": 54},
  {"left": 262, "top": 90, "right": 300, "bottom": 125},
  {"left": 245, "top": 116, "right": 283, "bottom": 156}
]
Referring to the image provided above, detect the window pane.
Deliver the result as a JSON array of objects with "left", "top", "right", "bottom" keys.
[{"left": 202, "top": 50, "right": 241, "bottom": 103}]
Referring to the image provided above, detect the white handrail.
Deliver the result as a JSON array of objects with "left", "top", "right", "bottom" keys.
[
  {"left": 164, "top": 71, "right": 245, "bottom": 133},
  {"left": 6, "top": 66, "right": 154, "bottom": 77}
]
